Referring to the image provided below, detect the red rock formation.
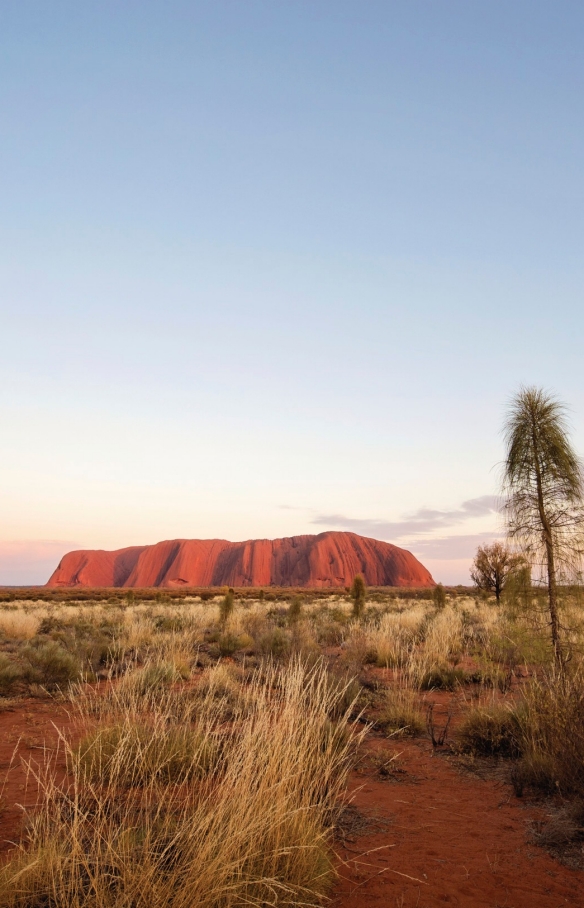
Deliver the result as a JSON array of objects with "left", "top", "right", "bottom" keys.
[{"left": 46, "top": 532, "right": 434, "bottom": 588}]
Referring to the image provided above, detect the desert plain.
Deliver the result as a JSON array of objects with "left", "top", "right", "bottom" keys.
[{"left": 0, "top": 580, "right": 581, "bottom": 907}]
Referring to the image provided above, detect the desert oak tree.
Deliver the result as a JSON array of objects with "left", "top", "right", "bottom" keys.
[
  {"left": 470, "top": 542, "right": 522, "bottom": 603},
  {"left": 503, "top": 387, "right": 584, "bottom": 665}
]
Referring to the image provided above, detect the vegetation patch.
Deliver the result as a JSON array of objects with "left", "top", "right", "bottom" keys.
[{"left": 457, "top": 705, "right": 522, "bottom": 757}]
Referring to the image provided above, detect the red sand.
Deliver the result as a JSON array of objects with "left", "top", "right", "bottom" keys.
[
  {"left": 46, "top": 531, "right": 434, "bottom": 589},
  {"left": 0, "top": 698, "right": 581, "bottom": 905},
  {"left": 333, "top": 733, "right": 584, "bottom": 907}
]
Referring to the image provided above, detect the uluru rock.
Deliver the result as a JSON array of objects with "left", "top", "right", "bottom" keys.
[{"left": 46, "top": 531, "right": 434, "bottom": 589}]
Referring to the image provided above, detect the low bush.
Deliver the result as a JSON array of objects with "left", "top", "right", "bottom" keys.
[
  {"left": 154, "top": 614, "right": 185, "bottom": 633},
  {"left": 488, "top": 624, "right": 552, "bottom": 669},
  {"left": 21, "top": 641, "right": 82, "bottom": 688},
  {"left": 466, "top": 664, "right": 512, "bottom": 693},
  {"left": 377, "top": 688, "right": 425, "bottom": 737},
  {"left": 212, "top": 632, "right": 240, "bottom": 657},
  {"left": 287, "top": 596, "right": 303, "bottom": 625},
  {"left": 419, "top": 664, "right": 466, "bottom": 691},
  {"left": 515, "top": 669, "right": 584, "bottom": 797},
  {"left": 0, "top": 655, "right": 22, "bottom": 695},
  {"left": 511, "top": 753, "right": 559, "bottom": 797},
  {"left": 219, "top": 591, "right": 235, "bottom": 626},
  {"left": 340, "top": 632, "right": 377, "bottom": 668},
  {"left": 433, "top": 583, "right": 447, "bottom": 609},
  {"left": 129, "top": 660, "right": 190, "bottom": 694},
  {"left": 457, "top": 705, "right": 522, "bottom": 757},
  {"left": 258, "top": 628, "right": 291, "bottom": 660},
  {"left": 316, "top": 621, "right": 345, "bottom": 647}
]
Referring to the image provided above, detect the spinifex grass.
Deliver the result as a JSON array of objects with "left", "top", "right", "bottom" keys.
[{"left": 0, "top": 658, "right": 363, "bottom": 908}]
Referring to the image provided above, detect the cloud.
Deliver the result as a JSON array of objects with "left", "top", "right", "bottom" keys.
[
  {"left": 0, "top": 540, "right": 81, "bottom": 586},
  {"left": 312, "top": 495, "right": 500, "bottom": 540},
  {"left": 407, "top": 532, "right": 501, "bottom": 560}
]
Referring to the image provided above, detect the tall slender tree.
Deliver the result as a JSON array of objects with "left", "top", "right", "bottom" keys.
[{"left": 503, "top": 387, "right": 584, "bottom": 665}]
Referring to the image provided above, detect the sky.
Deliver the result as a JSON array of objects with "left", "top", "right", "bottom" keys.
[{"left": 1, "top": 1, "right": 583, "bottom": 585}]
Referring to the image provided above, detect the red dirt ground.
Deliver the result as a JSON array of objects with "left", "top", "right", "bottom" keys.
[
  {"left": 333, "top": 733, "right": 583, "bottom": 908},
  {"left": 0, "top": 697, "right": 582, "bottom": 906},
  {"left": 0, "top": 698, "right": 74, "bottom": 856}
]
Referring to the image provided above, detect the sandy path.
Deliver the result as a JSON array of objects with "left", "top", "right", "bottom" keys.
[{"left": 333, "top": 737, "right": 582, "bottom": 907}]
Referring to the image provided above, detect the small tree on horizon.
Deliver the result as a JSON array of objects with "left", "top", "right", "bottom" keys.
[
  {"left": 470, "top": 541, "right": 523, "bottom": 603},
  {"left": 432, "top": 582, "right": 446, "bottom": 608},
  {"left": 350, "top": 574, "right": 366, "bottom": 620},
  {"left": 288, "top": 595, "right": 302, "bottom": 625},
  {"left": 502, "top": 386, "right": 584, "bottom": 666},
  {"left": 219, "top": 590, "right": 235, "bottom": 627}
]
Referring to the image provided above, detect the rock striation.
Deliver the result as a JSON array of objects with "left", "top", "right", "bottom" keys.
[{"left": 46, "top": 531, "right": 434, "bottom": 589}]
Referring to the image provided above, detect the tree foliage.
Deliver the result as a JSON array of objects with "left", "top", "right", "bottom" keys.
[
  {"left": 470, "top": 542, "right": 523, "bottom": 603},
  {"left": 503, "top": 386, "right": 584, "bottom": 663},
  {"left": 350, "top": 574, "right": 366, "bottom": 620},
  {"left": 219, "top": 590, "right": 235, "bottom": 627},
  {"left": 432, "top": 582, "right": 446, "bottom": 608}
]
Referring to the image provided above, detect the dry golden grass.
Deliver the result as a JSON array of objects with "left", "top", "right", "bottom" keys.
[
  {"left": 0, "top": 658, "right": 363, "bottom": 908},
  {"left": 0, "top": 611, "right": 41, "bottom": 640},
  {"left": 0, "top": 584, "right": 584, "bottom": 894}
]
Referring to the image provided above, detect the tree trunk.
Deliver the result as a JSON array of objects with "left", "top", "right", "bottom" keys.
[{"left": 532, "top": 427, "right": 563, "bottom": 667}]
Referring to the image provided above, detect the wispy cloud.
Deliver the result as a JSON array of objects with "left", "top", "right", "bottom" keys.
[
  {"left": 312, "top": 495, "right": 500, "bottom": 540},
  {"left": 408, "top": 532, "right": 501, "bottom": 559}
]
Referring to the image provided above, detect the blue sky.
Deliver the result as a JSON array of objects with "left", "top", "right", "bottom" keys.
[{"left": 1, "top": 1, "right": 583, "bottom": 584}]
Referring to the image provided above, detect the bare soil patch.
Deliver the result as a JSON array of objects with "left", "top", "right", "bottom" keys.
[{"left": 333, "top": 733, "right": 582, "bottom": 908}]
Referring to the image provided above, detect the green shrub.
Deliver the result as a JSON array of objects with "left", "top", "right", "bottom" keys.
[
  {"left": 457, "top": 706, "right": 522, "bottom": 757},
  {"left": 511, "top": 753, "right": 558, "bottom": 797},
  {"left": 488, "top": 623, "right": 551, "bottom": 668},
  {"left": 22, "top": 641, "right": 82, "bottom": 688},
  {"left": 130, "top": 661, "right": 190, "bottom": 694},
  {"left": 467, "top": 664, "right": 512, "bottom": 693},
  {"left": 288, "top": 596, "right": 303, "bottom": 626},
  {"left": 154, "top": 614, "right": 185, "bottom": 633},
  {"left": 0, "top": 655, "right": 23, "bottom": 694},
  {"left": 219, "top": 591, "right": 235, "bottom": 626},
  {"left": 433, "top": 583, "right": 447, "bottom": 609},
  {"left": 216, "top": 632, "right": 240, "bottom": 657},
  {"left": 419, "top": 665, "right": 465, "bottom": 691},
  {"left": 316, "top": 621, "right": 345, "bottom": 647},
  {"left": 258, "top": 629, "right": 291, "bottom": 660},
  {"left": 350, "top": 575, "right": 366, "bottom": 620}
]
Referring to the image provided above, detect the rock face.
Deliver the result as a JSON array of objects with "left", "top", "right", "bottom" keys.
[{"left": 46, "top": 532, "right": 434, "bottom": 589}]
